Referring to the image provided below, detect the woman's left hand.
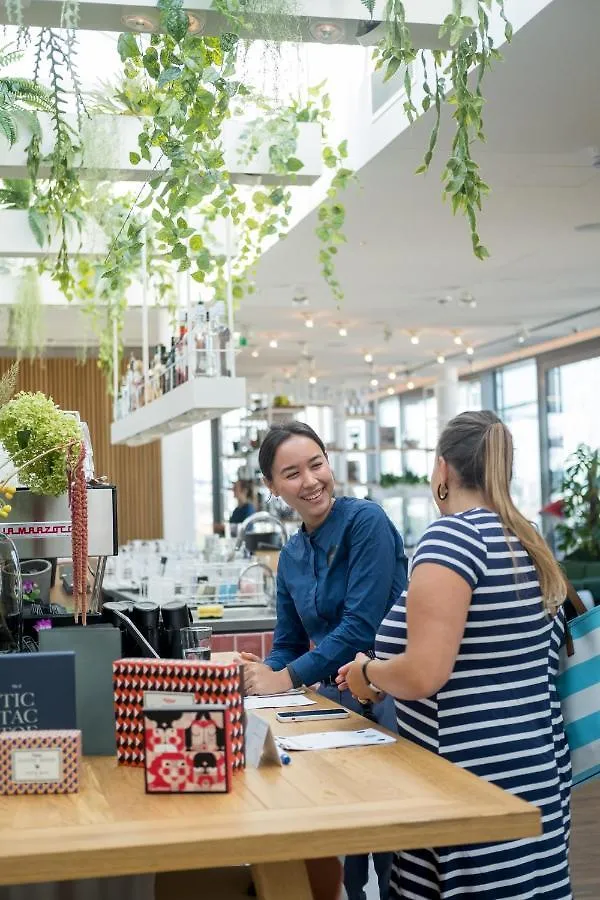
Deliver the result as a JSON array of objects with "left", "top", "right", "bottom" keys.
[
  {"left": 242, "top": 662, "right": 292, "bottom": 696},
  {"left": 338, "top": 652, "right": 380, "bottom": 702}
]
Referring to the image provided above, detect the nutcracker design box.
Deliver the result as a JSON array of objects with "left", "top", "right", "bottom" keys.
[
  {"left": 0, "top": 729, "right": 81, "bottom": 795},
  {"left": 144, "top": 703, "right": 232, "bottom": 793},
  {"left": 112, "top": 658, "right": 244, "bottom": 769}
]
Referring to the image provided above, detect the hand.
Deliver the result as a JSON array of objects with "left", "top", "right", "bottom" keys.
[
  {"left": 236, "top": 651, "right": 262, "bottom": 663},
  {"left": 242, "top": 662, "right": 292, "bottom": 696},
  {"left": 339, "top": 652, "right": 381, "bottom": 703}
]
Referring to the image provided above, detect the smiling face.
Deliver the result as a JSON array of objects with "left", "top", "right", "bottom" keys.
[{"left": 267, "top": 435, "right": 335, "bottom": 531}]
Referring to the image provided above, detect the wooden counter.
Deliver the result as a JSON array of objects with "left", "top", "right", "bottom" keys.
[{"left": 0, "top": 691, "right": 540, "bottom": 898}]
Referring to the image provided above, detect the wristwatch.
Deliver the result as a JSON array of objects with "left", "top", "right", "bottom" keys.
[{"left": 361, "top": 659, "right": 382, "bottom": 696}]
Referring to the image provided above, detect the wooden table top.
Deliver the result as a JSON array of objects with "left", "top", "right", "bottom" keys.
[{"left": 0, "top": 692, "right": 540, "bottom": 886}]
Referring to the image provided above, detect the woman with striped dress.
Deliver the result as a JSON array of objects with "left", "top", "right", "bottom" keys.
[{"left": 338, "top": 410, "right": 572, "bottom": 899}]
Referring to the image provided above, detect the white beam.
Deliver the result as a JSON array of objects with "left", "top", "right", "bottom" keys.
[
  {"left": 0, "top": 210, "right": 108, "bottom": 257},
  {"left": 0, "top": 1, "right": 477, "bottom": 48},
  {"left": 0, "top": 115, "right": 323, "bottom": 186}
]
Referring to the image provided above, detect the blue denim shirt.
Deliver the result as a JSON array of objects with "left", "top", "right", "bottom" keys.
[{"left": 264, "top": 497, "right": 407, "bottom": 686}]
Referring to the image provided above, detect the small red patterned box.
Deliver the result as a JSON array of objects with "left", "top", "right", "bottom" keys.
[
  {"left": 0, "top": 730, "right": 81, "bottom": 795},
  {"left": 144, "top": 704, "right": 232, "bottom": 793},
  {"left": 112, "top": 658, "right": 245, "bottom": 770}
]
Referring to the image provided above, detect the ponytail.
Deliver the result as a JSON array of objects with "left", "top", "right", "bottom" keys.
[{"left": 483, "top": 422, "right": 565, "bottom": 614}]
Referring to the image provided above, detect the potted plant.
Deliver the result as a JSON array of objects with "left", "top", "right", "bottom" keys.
[
  {"left": 550, "top": 445, "right": 600, "bottom": 599},
  {"left": 0, "top": 368, "right": 90, "bottom": 623}
]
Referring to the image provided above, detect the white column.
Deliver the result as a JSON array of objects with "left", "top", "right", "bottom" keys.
[
  {"left": 435, "top": 365, "right": 460, "bottom": 435},
  {"left": 161, "top": 430, "right": 196, "bottom": 544}
]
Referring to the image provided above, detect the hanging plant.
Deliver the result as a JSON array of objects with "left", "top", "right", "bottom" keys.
[
  {"left": 373, "top": 0, "right": 512, "bottom": 259},
  {"left": 0, "top": 44, "right": 54, "bottom": 147},
  {"left": 8, "top": 265, "right": 46, "bottom": 360}
]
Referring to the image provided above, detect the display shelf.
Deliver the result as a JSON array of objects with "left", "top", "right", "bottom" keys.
[{"left": 111, "top": 376, "right": 246, "bottom": 446}]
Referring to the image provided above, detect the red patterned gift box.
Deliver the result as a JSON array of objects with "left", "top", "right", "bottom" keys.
[
  {"left": 0, "top": 730, "right": 81, "bottom": 795},
  {"left": 113, "top": 658, "right": 244, "bottom": 769},
  {"left": 144, "top": 704, "right": 232, "bottom": 794}
]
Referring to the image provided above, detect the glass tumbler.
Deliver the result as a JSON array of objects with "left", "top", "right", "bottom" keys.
[{"left": 181, "top": 625, "right": 212, "bottom": 661}]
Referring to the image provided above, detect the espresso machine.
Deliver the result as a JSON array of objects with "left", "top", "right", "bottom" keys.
[{"left": 0, "top": 484, "right": 118, "bottom": 651}]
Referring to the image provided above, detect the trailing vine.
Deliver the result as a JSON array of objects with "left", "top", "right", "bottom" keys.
[
  {"left": 375, "top": 0, "right": 512, "bottom": 259},
  {"left": 7, "top": 265, "right": 45, "bottom": 360}
]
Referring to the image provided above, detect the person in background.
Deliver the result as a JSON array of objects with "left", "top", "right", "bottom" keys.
[
  {"left": 238, "top": 420, "right": 408, "bottom": 900},
  {"left": 338, "top": 410, "right": 571, "bottom": 900},
  {"left": 229, "top": 479, "right": 256, "bottom": 535}
]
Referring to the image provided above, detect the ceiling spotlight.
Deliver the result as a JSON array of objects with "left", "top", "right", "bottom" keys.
[
  {"left": 460, "top": 291, "right": 477, "bottom": 309},
  {"left": 121, "top": 13, "right": 156, "bottom": 31},
  {"left": 304, "top": 315, "right": 314, "bottom": 329},
  {"left": 308, "top": 19, "right": 345, "bottom": 43},
  {"left": 406, "top": 380, "right": 415, "bottom": 390},
  {"left": 186, "top": 11, "right": 205, "bottom": 33},
  {"left": 338, "top": 326, "right": 348, "bottom": 337},
  {"left": 436, "top": 354, "right": 445, "bottom": 364},
  {"left": 453, "top": 334, "right": 463, "bottom": 346},
  {"left": 364, "top": 353, "right": 373, "bottom": 363},
  {"left": 309, "top": 375, "right": 317, "bottom": 385},
  {"left": 388, "top": 371, "right": 397, "bottom": 380},
  {"left": 517, "top": 333, "right": 526, "bottom": 344},
  {"left": 387, "top": 387, "right": 395, "bottom": 396},
  {"left": 251, "top": 350, "right": 259, "bottom": 358},
  {"left": 410, "top": 334, "right": 420, "bottom": 345},
  {"left": 269, "top": 339, "right": 278, "bottom": 349},
  {"left": 466, "top": 346, "right": 474, "bottom": 356},
  {"left": 370, "top": 378, "right": 379, "bottom": 387}
]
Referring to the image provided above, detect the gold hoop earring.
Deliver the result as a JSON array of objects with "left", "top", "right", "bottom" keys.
[{"left": 437, "top": 483, "right": 449, "bottom": 502}]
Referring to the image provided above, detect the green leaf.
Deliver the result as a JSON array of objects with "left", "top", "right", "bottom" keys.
[
  {"left": 285, "top": 157, "right": 304, "bottom": 173},
  {"left": 360, "top": 0, "right": 376, "bottom": 18},
  {"left": 157, "top": 66, "right": 183, "bottom": 88},
  {"left": 383, "top": 57, "right": 402, "bottom": 83},
  {"left": 129, "top": 151, "right": 141, "bottom": 165},
  {"left": 171, "top": 242, "right": 187, "bottom": 259},
  {"left": 189, "top": 235, "right": 203, "bottom": 252},
  {"left": 117, "top": 33, "right": 141, "bottom": 62},
  {"left": 27, "top": 208, "right": 47, "bottom": 247}
]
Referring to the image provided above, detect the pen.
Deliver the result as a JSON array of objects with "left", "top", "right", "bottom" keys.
[{"left": 275, "top": 739, "right": 292, "bottom": 765}]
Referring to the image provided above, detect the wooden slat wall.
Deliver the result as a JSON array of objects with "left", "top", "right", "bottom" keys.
[{"left": 0, "top": 358, "right": 162, "bottom": 543}]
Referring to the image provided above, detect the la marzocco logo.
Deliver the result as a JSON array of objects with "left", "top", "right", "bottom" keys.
[{"left": 0, "top": 521, "right": 72, "bottom": 539}]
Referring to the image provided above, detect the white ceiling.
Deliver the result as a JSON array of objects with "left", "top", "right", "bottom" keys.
[{"left": 237, "top": 0, "right": 600, "bottom": 390}]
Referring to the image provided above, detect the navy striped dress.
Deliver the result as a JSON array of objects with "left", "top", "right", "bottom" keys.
[{"left": 375, "top": 509, "right": 572, "bottom": 899}]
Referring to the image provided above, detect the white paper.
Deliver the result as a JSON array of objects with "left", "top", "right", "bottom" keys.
[
  {"left": 12, "top": 749, "right": 62, "bottom": 783},
  {"left": 277, "top": 728, "right": 396, "bottom": 752},
  {"left": 244, "top": 694, "right": 315, "bottom": 710}
]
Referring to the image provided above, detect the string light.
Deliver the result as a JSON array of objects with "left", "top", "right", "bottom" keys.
[
  {"left": 436, "top": 354, "right": 445, "bottom": 364},
  {"left": 388, "top": 371, "right": 397, "bottom": 380},
  {"left": 309, "top": 375, "right": 317, "bottom": 385},
  {"left": 466, "top": 346, "right": 474, "bottom": 356},
  {"left": 410, "top": 333, "right": 420, "bottom": 345},
  {"left": 387, "top": 387, "right": 395, "bottom": 396},
  {"left": 251, "top": 350, "right": 259, "bottom": 358},
  {"left": 304, "top": 315, "right": 314, "bottom": 329},
  {"left": 453, "top": 334, "right": 463, "bottom": 346},
  {"left": 370, "top": 378, "right": 379, "bottom": 387},
  {"left": 269, "top": 339, "right": 278, "bottom": 349},
  {"left": 338, "top": 326, "right": 348, "bottom": 337},
  {"left": 364, "top": 353, "right": 373, "bottom": 363},
  {"left": 407, "top": 380, "right": 415, "bottom": 390}
]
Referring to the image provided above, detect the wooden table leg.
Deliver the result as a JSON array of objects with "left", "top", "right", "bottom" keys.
[{"left": 252, "top": 861, "right": 313, "bottom": 900}]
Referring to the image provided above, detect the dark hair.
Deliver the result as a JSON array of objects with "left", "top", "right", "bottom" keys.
[
  {"left": 258, "top": 421, "right": 327, "bottom": 481},
  {"left": 236, "top": 479, "right": 254, "bottom": 502},
  {"left": 438, "top": 410, "right": 564, "bottom": 611}
]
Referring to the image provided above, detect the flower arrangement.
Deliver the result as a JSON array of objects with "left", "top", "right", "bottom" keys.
[
  {"left": 22, "top": 579, "right": 42, "bottom": 603},
  {"left": 0, "top": 365, "right": 90, "bottom": 623}
]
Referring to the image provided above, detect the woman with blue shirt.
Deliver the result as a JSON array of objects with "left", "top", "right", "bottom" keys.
[{"left": 239, "top": 420, "right": 407, "bottom": 900}]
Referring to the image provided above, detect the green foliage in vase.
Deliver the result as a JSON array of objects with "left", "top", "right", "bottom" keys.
[
  {"left": 0, "top": 391, "right": 81, "bottom": 495},
  {"left": 375, "top": 0, "right": 513, "bottom": 260},
  {"left": 556, "top": 445, "right": 600, "bottom": 562},
  {"left": 8, "top": 266, "right": 46, "bottom": 360},
  {"left": 380, "top": 470, "right": 429, "bottom": 487},
  {"left": 0, "top": 44, "right": 53, "bottom": 147}
]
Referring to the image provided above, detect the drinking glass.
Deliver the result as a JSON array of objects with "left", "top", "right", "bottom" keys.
[{"left": 181, "top": 625, "right": 212, "bottom": 661}]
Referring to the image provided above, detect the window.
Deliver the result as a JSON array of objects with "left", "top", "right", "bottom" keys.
[
  {"left": 495, "top": 361, "right": 541, "bottom": 523},
  {"left": 401, "top": 391, "right": 437, "bottom": 478},
  {"left": 546, "top": 355, "right": 600, "bottom": 497},
  {"left": 459, "top": 379, "right": 482, "bottom": 412}
]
